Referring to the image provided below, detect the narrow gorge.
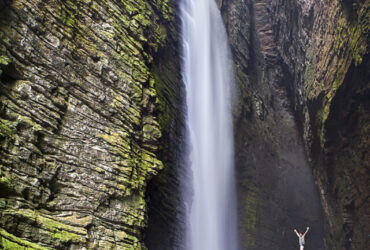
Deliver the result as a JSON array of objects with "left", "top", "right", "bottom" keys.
[{"left": 0, "top": 0, "right": 369, "bottom": 250}]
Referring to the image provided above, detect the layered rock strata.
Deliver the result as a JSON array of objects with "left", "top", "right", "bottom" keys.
[{"left": 0, "top": 0, "right": 183, "bottom": 249}]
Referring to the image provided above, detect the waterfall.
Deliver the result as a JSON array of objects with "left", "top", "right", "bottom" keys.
[{"left": 180, "top": 0, "right": 238, "bottom": 249}]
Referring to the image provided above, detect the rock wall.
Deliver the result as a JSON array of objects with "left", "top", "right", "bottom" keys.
[
  {"left": 0, "top": 0, "right": 368, "bottom": 249},
  {"left": 302, "top": 1, "right": 369, "bottom": 249},
  {"left": 143, "top": 12, "right": 187, "bottom": 250},
  {"left": 0, "top": 0, "right": 184, "bottom": 249},
  {"left": 222, "top": 0, "right": 369, "bottom": 249},
  {"left": 221, "top": 0, "right": 324, "bottom": 249}
]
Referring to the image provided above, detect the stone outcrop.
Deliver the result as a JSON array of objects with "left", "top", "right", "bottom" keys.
[{"left": 0, "top": 0, "right": 184, "bottom": 249}]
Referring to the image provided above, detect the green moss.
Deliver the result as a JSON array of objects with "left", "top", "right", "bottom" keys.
[
  {"left": 0, "top": 229, "right": 48, "bottom": 250},
  {"left": 143, "top": 123, "right": 161, "bottom": 140},
  {"left": 0, "top": 119, "right": 13, "bottom": 138},
  {"left": 58, "top": 1, "right": 80, "bottom": 29},
  {"left": 3, "top": 209, "right": 86, "bottom": 245},
  {"left": 156, "top": 0, "right": 173, "bottom": 21},
  {"left": 321, "top": 5, "right": 368, "bottom": 135},
  {"left": 322, "top": 104, "right": 330, "bottom": 127},
  {"left": 16, "top": 116, "right": 42, "bottom": 131},
  {"left": 133, "top": 13, "right": 152, "bottom": 28},
  {"left": 0, "top": 55, "right": 10, "bottom": 66},
  {"left": 50, "top": 231, "right": 82, "bottom": 244},
  {"left": 335, "top": 11, "right": 367, "bottom": 67},
  {"left": 141, "top": 150, "right": 163, "bottom": 173},
  {"left": 0, "top": 176, "right": 10, "bottom": 186}
]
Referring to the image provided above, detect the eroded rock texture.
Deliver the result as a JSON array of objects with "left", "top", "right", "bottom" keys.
[
  {"left": 0, "top": 0, "right": 184, "bottom": 249},
  {"left": 222, "top": 0, "right": 369, "bottom": 249}
]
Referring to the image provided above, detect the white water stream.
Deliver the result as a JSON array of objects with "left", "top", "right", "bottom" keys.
[{"left": 180, "top": 0, "right": 238, "bottom": 249}]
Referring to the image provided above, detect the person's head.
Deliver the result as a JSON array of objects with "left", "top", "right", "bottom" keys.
[{"left": 299, "top": 232, "right": 303, "bottom": 236}]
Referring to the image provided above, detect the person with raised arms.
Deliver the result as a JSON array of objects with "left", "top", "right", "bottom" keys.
[{"left": 294, "top": 227, "right": 310, "bottom": 250}]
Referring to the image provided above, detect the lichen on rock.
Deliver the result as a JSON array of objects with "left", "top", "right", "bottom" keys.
[{"left": 0, "top": 0, "right": 179, "bottom": 249}]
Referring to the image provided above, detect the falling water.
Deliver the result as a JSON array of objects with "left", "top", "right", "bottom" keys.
[{"left": 180, "top": 0, "right": 238, "bottom": 249}]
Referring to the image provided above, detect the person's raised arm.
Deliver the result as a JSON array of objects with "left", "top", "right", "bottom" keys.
[
  {"left": 303, "top": 226, "right": 310, "bottom": 236},
  {"left": 294, "top": 229, "right": 299, "bottom": 237}
]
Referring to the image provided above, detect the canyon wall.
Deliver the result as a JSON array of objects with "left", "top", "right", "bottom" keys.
[
  {"left": 222, "top": 0, "right": 324, "bottom": 249},
  {"left": 0, "top": 0, "right": 184, "bottom": 249},
  {"left": 221, "top": 0, "right": 369, "bottom": 249},
  {"left": 302, "top": 1, "right": 369, "bottom": 249},
  {"left": 0, "top": 0, "right": 368, "bottom": 249}
]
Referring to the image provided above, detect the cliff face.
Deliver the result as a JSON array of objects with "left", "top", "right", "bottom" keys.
[
  {"left": 0, "top": 0, "right": 184, "bottom": 249},
  {"left": 222, "top": 0, "right": 324, "bottom": 249},
  {"left": 0, "top": 0, "right": 368, "bottom": 249},
  {"left": 302, "top": 1, "right": 369, "bottom": 249},
  {"left": 222, "top": 0, "right": 369, "bottom": 249},
  {"left": 143, "top": 13, "right": 187, "bottom": 250}
]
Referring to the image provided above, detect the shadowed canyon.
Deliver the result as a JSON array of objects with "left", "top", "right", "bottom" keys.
[{"left": 0, "top": 0, "right": 369, "bottom": 249}]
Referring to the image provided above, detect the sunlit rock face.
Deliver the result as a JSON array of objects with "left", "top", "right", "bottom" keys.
[
  {"left": 0, "top": 0, "right": 184, "bottom": 249},
  {"left": 221, "top": 0, "right": 369, "bottom": 249}
]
